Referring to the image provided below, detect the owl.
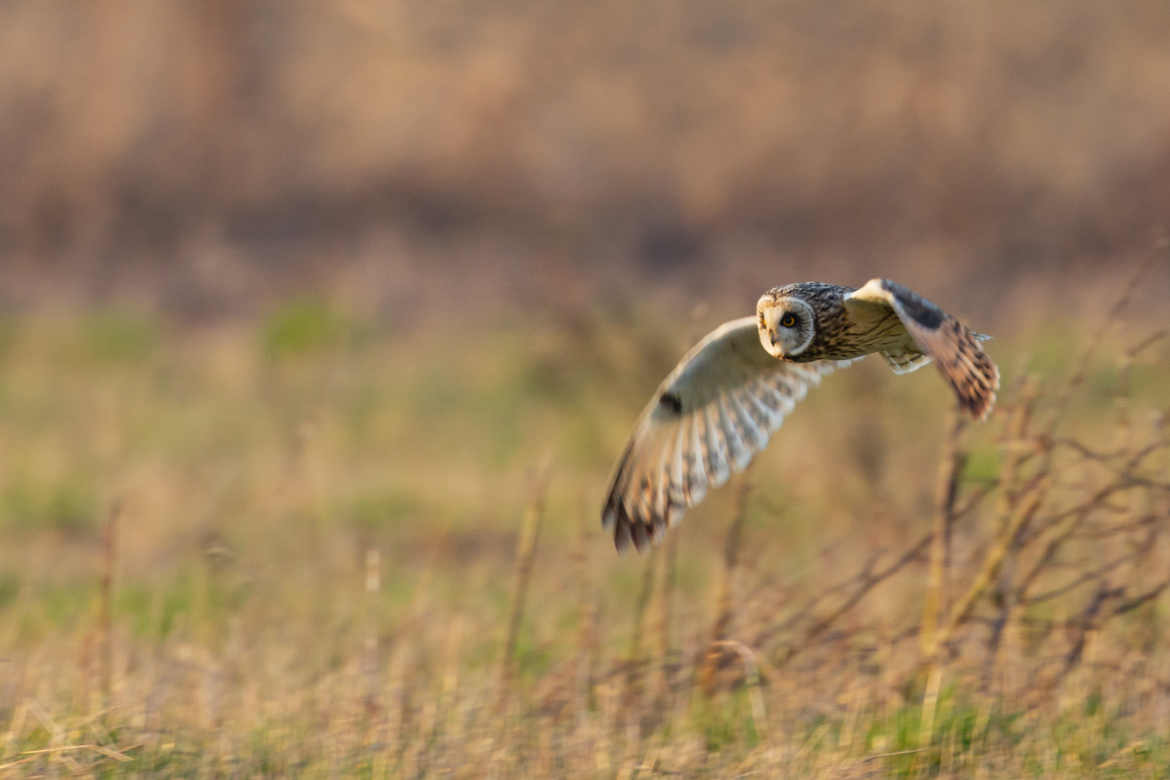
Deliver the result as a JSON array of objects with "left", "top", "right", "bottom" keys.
[{"left": 602, "top": 278, "right": 999, "bottom": 551}]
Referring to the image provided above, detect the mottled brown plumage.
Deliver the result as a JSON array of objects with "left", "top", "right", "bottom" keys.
[{"left": 601, "top": 278, "right": 999, "bottom": 552}]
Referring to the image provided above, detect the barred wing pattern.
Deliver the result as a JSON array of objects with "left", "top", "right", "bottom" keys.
[
  {"left": 846, "top": 279, "right": 999, "bottom": 420},
  {"left": 601, "top": 317, "right": 851, "bottom": 552}
]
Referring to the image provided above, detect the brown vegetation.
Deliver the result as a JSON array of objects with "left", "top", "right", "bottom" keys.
[
  {"left": 2, "top": 257, "right": 1168, "bottom": 775},
  {"left": 2, "top": 1, "right": 1169, "bottom": 314},
  {"left": 2, "top": 2, "right": 1170, "bottom": 775}
]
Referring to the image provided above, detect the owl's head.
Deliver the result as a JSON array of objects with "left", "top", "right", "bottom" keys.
[{"left": 756, "top": 290, "right": 816, "bottom": 358}]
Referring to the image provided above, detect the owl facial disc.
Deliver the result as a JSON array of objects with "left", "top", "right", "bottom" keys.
[{"left": 756, "top": 295, "right": 816, "bottom": 358}]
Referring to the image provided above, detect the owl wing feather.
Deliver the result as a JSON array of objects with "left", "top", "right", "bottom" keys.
[
  {"left": 601, "top": 316, "right": 853, "bottom": 552},
  {"left": 880, "top": 349, "right": 932, "bottom": 374},
  {"left": 845, "top": 279, "right": 999, "bottom": 420}
]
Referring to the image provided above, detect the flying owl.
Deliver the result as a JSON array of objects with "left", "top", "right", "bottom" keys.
[{"left": 601, "top": 279, "right": 999, "bottom": 552}]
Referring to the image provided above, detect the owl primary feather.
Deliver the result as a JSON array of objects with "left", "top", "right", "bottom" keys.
[{"left": 601, "top": 278, "right": 999, "bottom": 552}]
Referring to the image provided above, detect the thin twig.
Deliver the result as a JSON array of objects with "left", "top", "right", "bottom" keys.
[
  {"left": 499, "top": 463, "right": 551, "bottom": 706},
  {"left": 699, "top": 478, "right": 751, "bottom": 695},
  {"left": 101, "top": 499, "right": 122, "bottom": 707},
  {"left": 922, "top": 405, "right": 966, "bottom": 654}
]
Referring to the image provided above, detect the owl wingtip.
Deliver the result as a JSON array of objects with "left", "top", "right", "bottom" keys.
[
  {"left": 603, "top": 493, "right": 658, "bottom": 554},
  {"left": 969, "top": 392, "right": 998, "bottom": 422},
  {"left": 964, "top": 363, "right": 1000, "bottom": 422}
]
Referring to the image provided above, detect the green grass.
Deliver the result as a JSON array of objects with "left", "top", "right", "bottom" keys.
[
  {"left": 261, "top": 298, "right": 356, "bottom": 359},
  {"left": 1, "top": 302, "right": 1169, "bottom": 776},
  {"left": 2, "top": 477, "right": 98, "bottom": 538}
]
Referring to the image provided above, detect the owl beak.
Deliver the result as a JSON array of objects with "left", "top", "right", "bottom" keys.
[
  {"left": 770, "top": 332, "right": 785, "bottom": 356},
  {"left": 756, "top": 295, "right": 786, "bottom": 358},
  {"left": 759, "top": 324, "right": 783, "bottom": 358}
]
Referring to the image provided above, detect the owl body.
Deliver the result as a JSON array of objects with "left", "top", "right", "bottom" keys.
[
  {"left": 757, "top": 282, "right": 915, "bottom": 362},
  {"left": 602, "top": 277, "right": 999, "bottom": 552}
]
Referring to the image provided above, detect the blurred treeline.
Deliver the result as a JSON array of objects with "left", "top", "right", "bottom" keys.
[{"left": 2, "top": 1, "right": 1169, "bottom": 314}]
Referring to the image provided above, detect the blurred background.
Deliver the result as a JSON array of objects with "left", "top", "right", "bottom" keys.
[
  {"left": 2, "top": 1, "right": 1170, "bottom": 774},
  {"left": 3, "top": 1, "right": 1169, "bottom": 316}
]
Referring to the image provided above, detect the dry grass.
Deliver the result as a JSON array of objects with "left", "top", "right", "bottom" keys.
[
  {"left": 1, "top": 264, "right": 1169, "bottom": 776},
  {"left": 3, "top": 3, "right": 1170, "bottom": 774}
]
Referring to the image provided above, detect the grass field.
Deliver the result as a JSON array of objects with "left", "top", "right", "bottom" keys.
[
  {"left": 1, "top": 275, "right": 1169, "bottom": 776},
  {"left": 5, "top": 1, "right": 1170, "bottom": 775}
]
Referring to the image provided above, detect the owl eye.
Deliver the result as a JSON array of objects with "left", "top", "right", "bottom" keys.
[{"left": 780, "top": 313, "right": 798, "bottom": 328}]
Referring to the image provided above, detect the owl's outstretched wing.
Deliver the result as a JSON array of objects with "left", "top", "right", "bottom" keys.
[
  {"left": 601, "top": 317, "right": 852, "bottom": 552},
  {"left": 845, "top": 279, "right": 999, "bottom": 420}
]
